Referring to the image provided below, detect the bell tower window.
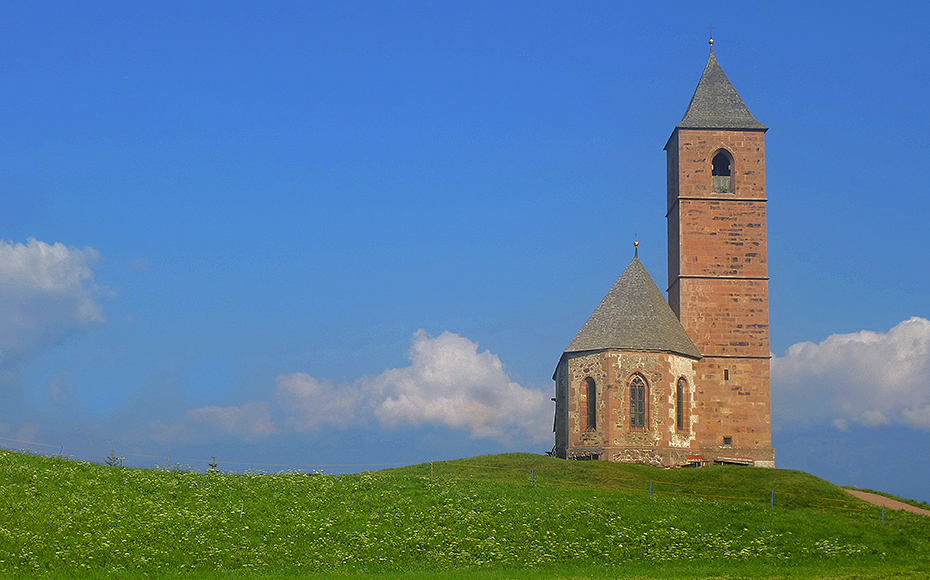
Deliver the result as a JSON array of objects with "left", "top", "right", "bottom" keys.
[{"left": 712, "top": 150, "right": 733, "bottom": 193}]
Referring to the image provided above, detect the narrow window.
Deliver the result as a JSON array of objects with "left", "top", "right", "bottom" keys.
[
  {"left": 630, "top": 375, "right": 646, "bottom": 428},
  {"left": 724, "top": 369, "right": 729, "bottom": 381},
  {"left": 676, "top": 378, "right": 686, "bottom": 431},
  {"left": 552, "top": 397, "right": 557, "bottom": 433},
  {"left": 712, "top": 150, "right": 733, "bottom": 192},
  {"left": 585, "top": 377, "right": 597, "bottom": 430}
]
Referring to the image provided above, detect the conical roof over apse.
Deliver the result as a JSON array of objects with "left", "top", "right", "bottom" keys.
[
  {"left": 677, "top": 46, "right": 766, "bottom": 131},
  {"left": 564, "top": 256, "right": 701, "bottom": 359}
]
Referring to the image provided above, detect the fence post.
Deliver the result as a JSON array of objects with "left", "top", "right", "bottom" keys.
[
  {"left": 650, "top": 480, "right": 653, "bottom": 498},
  {"left": 531, "top": 468, "right": 535, "bottom": 486},
  {"left": 430, "top": 461, "right": 433, "bottom": 477},
  {"left": 882, "top": 504, "right": 885, "bottom": 522},
  {"left": 771, "top": 490, "right": 774, "bottom": 508}
]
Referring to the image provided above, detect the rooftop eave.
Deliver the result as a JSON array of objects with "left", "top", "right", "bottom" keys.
[
  {"left": 563, "top": 345, "right": 702, "bottom": 360},
  {"left": 553, "top": 346, "right": 704, "bottom": 379},
  {"left": 675, "top": 122, "right": 767, "bottom": 132}
]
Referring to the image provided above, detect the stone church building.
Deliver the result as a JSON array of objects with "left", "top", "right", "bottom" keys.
[{"left": 552, "top": 43, "right": 775, "bottom": 468}]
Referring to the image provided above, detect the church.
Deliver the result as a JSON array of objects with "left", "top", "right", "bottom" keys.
[{"left": 552, "top": 41, "right": 775, "bottom": 468}]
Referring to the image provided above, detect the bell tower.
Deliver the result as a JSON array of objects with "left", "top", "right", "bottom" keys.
[{"left": 665, "top": 41, "right": 775, "bottom": 466}]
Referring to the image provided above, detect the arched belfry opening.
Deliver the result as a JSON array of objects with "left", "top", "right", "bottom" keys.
[{"left": 711, "top": 150, "right": 733, "bottom": 192}]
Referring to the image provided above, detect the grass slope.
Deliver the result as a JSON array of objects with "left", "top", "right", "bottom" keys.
[{"left": 1, "top": 449, "right": 928, "bottom": 579}]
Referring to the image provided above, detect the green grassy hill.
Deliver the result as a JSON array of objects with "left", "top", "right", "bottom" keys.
[{"left": 1, "top": 449, "right": 928, "bottom": 579}]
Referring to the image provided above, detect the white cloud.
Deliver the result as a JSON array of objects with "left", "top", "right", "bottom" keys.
[
  {"left": 901, "top": 404, "right": 930, "bottom": 429},
  {"left": 186, "top": 402, "right": 277, "bottom": 440},
  {"left": 47, "top": 373, "right": 73, "bottom": 406},
  {"left": 772, "top": 317, "right": 930, "bottom": 430},
  {"left": 184, "top": 331, "right": 552, "bottom": 445},
  {"left": 0, "top": 238, "right": 105, "bottom": 365},
  {"left": 368, "top": 331, "right": 551, "bottom": 443},
  {"left": 274, "top": 373, "right": 361, "bottom": 430},
  {"left": 149, "top": 420, "right": 195, "bottom": 446}
]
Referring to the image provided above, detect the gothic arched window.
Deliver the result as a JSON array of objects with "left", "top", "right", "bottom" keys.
[
  {"left": 585, "top": 377, "right": 596, "bottom": 430},
  {"left": 630, "top": 375, "right": 646, "bottom": 428},
  {"left": 676, "top": 378, "right": 687, "bottom": 431},
  {"left": 712, "top": 149, "right": 733, "bottom": 192}
]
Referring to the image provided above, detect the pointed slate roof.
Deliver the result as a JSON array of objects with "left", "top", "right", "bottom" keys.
[
  {"left": 564, "top": 256, "right": 701, "bottom": 359},
  {"left": 677, "top": 47, "right": 766, "bottom": 131}
]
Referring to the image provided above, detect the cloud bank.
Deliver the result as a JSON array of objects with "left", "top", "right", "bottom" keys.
[
  {"left": 0, "top": 238, "right": 105, "bottom": 366},
  {"left": 187, "top": 402, "right": 277, "bottom": 440},
  {"left": 185, "top": 330, "right": 552, "bottom": 445},
  {"left": 772, "top": 316, "right": 930, "bottom": 430},
  {"left": 368, "top": 330, "right": 549, "bottom": 441}
]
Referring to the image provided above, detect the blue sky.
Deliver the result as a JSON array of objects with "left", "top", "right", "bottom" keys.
[{"left": 2, "top": 2, "right": 929, "bottom": 500}]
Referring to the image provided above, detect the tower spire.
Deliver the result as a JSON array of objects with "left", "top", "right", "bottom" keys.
[{"left": 676, "top": 45, "right": 766, "bottom": 131}]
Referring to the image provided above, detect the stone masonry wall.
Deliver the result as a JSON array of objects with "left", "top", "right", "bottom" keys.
[
  {"left": 692, "top": 356, "right": 772, "bottom": 453},
  {"left": 677, "top": 278, "right": 769, "bottom": 357}
]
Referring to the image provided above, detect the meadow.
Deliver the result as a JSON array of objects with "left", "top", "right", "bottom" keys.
[{"left": 1, "top": 449, "right": 928, "bottom": 579}]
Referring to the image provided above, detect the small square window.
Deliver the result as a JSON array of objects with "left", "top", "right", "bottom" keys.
[{"left": 723, "top": 436, "right": 733, "bottom": 446}]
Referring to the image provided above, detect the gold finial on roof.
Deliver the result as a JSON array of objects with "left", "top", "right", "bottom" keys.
[
  {"left": 634, "top": 238, "right": 639, "bottom": 258},
  {"left": 708, "top": 22, "right": 715, "bottom": 45}
]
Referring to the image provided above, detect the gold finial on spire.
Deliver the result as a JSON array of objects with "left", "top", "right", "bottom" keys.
[
  {"left": 708, "top": 22, "right": 715, "bottom": 46},
  {"left": 634, "top": 238, "right": 639, "bottom": 258}
]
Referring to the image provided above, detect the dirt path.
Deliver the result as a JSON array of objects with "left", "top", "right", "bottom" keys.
[{"left": 845, "top": 489, "right": 930, "bottom": 517}]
